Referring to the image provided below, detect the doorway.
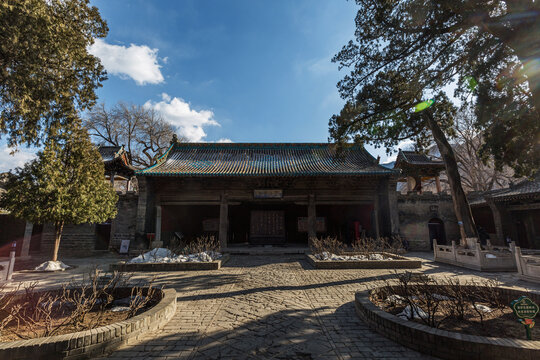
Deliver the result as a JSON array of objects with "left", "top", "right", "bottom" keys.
[
  {"left": 95, "top": 222, "right": 111, "bottom": 250},
  {"left": 428, "top": 218, "right": 446, "bottom": 249},
  {"left": 250, "top": 210, "right": 286, "bottom": 245}
]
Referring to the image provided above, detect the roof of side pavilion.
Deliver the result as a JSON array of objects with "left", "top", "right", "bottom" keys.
[{"left": 137, "top": 142, "right": 398, "bottom": 177}]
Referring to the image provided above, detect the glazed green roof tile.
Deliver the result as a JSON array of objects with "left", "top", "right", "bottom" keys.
[{"left": 138, "top": 143, "right": 397, "bottom": 177}]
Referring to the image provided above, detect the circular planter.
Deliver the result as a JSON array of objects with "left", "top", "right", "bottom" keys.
[
  {"left": 0, "top": 288, "right": 177, "bottom": 360},
  {"left": 355, "top": 285, "right": 540, "bottom": 360}
]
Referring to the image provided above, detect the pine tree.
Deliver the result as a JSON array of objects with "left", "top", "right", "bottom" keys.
[{"left": 0, "top": 122, "right": 118, "bottom": 261}]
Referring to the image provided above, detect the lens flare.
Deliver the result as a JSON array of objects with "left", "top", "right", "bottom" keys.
[
  {"left": 414, "top": 99, "right": 434, "bottom": 112},
  {"left": 465, "top": 76, "right": 478, "bottom": 91}
]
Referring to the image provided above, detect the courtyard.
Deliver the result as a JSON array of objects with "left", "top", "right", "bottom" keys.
[{"left": 8, "top": 253, "right": 540, "bottom": 360}]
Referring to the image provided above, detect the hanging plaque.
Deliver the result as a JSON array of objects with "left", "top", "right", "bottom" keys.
[{"left": 254, "top": 189, "right": 283, "bottom": 199}]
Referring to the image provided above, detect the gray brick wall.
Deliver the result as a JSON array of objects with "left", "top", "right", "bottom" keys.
[{"left": 397, "top": 192, "right": 459, "bottom": 251}]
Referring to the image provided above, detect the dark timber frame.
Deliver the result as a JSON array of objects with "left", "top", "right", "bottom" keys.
[{"left": 135, "top": 142, "right": 400, "bottom": 249}]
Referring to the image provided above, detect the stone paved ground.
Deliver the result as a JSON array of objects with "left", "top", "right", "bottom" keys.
[{"left": 92, "top": 254, "right": 540, "bottom": 360}]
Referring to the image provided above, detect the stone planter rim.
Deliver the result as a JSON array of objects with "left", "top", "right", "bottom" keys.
[
  {"left": 356, "top": 284, "right": 540, "bottom": 358},
  {"left": 0, "top": 287, "right": 177, "bottom": 359}
]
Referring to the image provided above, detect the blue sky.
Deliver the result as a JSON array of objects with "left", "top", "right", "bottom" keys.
[{"left": 1, "top": 0, "right": 402, "bottom": 171}]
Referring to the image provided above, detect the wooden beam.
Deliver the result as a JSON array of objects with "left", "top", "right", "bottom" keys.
[{"left": 507, "top": 203, "right": 540, "bottom": 211}]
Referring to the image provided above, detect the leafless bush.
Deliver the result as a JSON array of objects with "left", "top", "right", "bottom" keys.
[
  {"left": 310, "top": 236, "right": 345, "bottom": 255},
  {"left": 376, "top": 275, "right": 507, "bottom": 329},
  {"left": 0, "top": 283, "right": 20, "bottom": 334},
  {"left": 61, "top": 268, "right": 132, "bottom": 330},
  {"left": 174, "top": 235, "right": 219, "bottom": 255},
  {"left": 352, "top": 236, "right": 405, "bottom": 255},
  {"left": 0, "top": 269, "right": 162, "bottom": 340},
  {"left": 127, "top": 277, "right": 161, "bottom": 318}
]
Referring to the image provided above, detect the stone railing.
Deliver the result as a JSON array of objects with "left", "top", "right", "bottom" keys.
[
  {"left": 433, "top": 239, "right": 516, "bottom": 271},
  {"left": 513, "top": 245, "right": 540, "bottom": 283}
]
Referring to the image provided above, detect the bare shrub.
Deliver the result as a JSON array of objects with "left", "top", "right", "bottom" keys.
[
  {"left": 376, "top": 275, "right": 507, "bottom": 329},
  {"left": 0, "top": 269, "right": 161, "bottom": 340},
  {"left": 352, "top": 236, "right": 405, "bottom": 255},
  {"left": 61, "top": 269, "right": 132, "bottom": 330},
  {"left": 310, "top": 236, "right": 345, "bottom": 255},
  {"left": 127, "top": 277, "right": 161, "bottom": 318},
  {"left": 170, "top": 235, "right": 219, "bottom": 256}
]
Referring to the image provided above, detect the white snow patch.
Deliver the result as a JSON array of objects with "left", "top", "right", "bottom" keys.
[
  {"left": 472, "top": 304, "right": 493, "bottom": 313},
  {"left": 111, "top": 306, "right": 130, "bottom": 312},
  {"left": 397, "top": 305, "right": 428, "bottom": 320},
  {"left": 34, "top": 261, "right": 70, "bottom": 271},
  {"left": 128, "top": 248, "right": 222, "bottom": 264},
  {"left": 314, "top": 252, "right": 392, "bottom": 261},
  {"left": 385, "top": 295, "right": 406, "bottom": 304}
]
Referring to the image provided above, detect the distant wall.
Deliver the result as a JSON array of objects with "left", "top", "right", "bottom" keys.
[
  {"left": 110, "top": 192, "right": 138, "bottom": 250},
  {"left": 397, "top": 192, "right": 459, "bottom": 251},
  {"left": 38, "top": 192, "right": 139, "bottom": 257}
]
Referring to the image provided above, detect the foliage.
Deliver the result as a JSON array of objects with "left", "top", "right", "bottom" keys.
[
  {"left": 330, "top": 0, "right": 540, "bottom": 177},
  {"left": 85, "top": 102, "right": 179, "bottom": 168},
  {"left": 0, "top": 0, "right": 108, "bottom": 148},
  {"left": 0, "top": 122, "right": 118, "bottom": 260}
]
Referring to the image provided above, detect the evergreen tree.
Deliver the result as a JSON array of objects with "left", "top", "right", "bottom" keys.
[
  {"left": 0, "top": 0, "right": 108, "bottom": 147},
  {"left": 330, "top": 1, "right": 540, "bottom": 240},
  {"left": 0, "top": 122, "right": 118, "bottom": 261}
]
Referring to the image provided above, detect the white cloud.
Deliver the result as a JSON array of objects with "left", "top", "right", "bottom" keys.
[
  {"left": 216, "top": 138, "right": 233, "bottom": 143},
  {"left": 144, "top": 94, "right": 219, "bottom": 142},
  {"left": 384, "top": 139, "right": 416, "bottom": 162},
  {"left": 89, "top": 39, "right": 164, "bottom": 85},
  {"left": 0, "top": 146, "right": 36, "bottom": 172}
]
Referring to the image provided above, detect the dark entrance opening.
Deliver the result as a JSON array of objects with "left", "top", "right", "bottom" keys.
[
  {"left": 515, "top": 218, "right": 530, "bottom": 248},
  {"left": 316, "top": 204, "right": 374, "bottom": 245},
  {"left": 95, "top": 222, "right": 111, "bottom": 250},
  {"left": 228, "top": 202, "right": 308, "bottom": 246},
  {"left": 250, "top": 210, "right": 285, "bottom": 245},
  {"left": 29, "top": 224, "right": 43, "bottom": 253},
  {"left": 161, "top": 205, "right": 220, "bottom": 246},
  {"left": 428, "top": 218, "right": 446, "bottom": 249}
]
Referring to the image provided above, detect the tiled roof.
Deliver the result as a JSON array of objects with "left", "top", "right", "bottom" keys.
[
  {"left": 98, "top": 146, "right": 122, "bottom": 162},
  {"left": 138, "top": 143, "right": 397, "bottom": 177},
  {"left": 394, "top": 150, "right": 445, "bottom": 168},
  {"left": 488, "top": 172, "right": 540, "bottom": 202},
  {"left": 467, "top": 172, "right": 540, "bottom": 205}
]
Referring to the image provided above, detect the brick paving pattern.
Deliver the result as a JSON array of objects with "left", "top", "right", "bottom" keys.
[
  {"left": 104, "top": 255, "right": 438, "bottom": 359},
  {"left": 9, "top": 253, "right": 540, "bottom": 360}
]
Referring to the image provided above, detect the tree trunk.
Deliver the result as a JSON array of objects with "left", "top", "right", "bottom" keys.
[
  {"left": 52, "top": 221, "right": 64, "bottom": 262},
  {"left": 425, "top": 111, "right": 477, "bottom": 244}
]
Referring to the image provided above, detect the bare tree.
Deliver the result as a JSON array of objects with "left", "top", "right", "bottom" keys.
[
  {"left": 85, "top": 102, "right": 181, "bottom": 168},
  {"left": 452, "top": 106, "right": 516, "bottom": 192}
]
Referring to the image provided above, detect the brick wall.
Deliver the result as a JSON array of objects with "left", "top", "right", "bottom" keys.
[
  {"left": 41, "top": 223, "right": 97, "bottom": 258},
  {"left": 397, "top": 192, "right": 459, "bottom": 251},
  {"left": 110, "top": 192, "right": 138, "bottom": 251}
]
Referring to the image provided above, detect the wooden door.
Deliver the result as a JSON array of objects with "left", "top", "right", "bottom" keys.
[{"left": 250, "top": 210, "right": 285, "bottom": 245}]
